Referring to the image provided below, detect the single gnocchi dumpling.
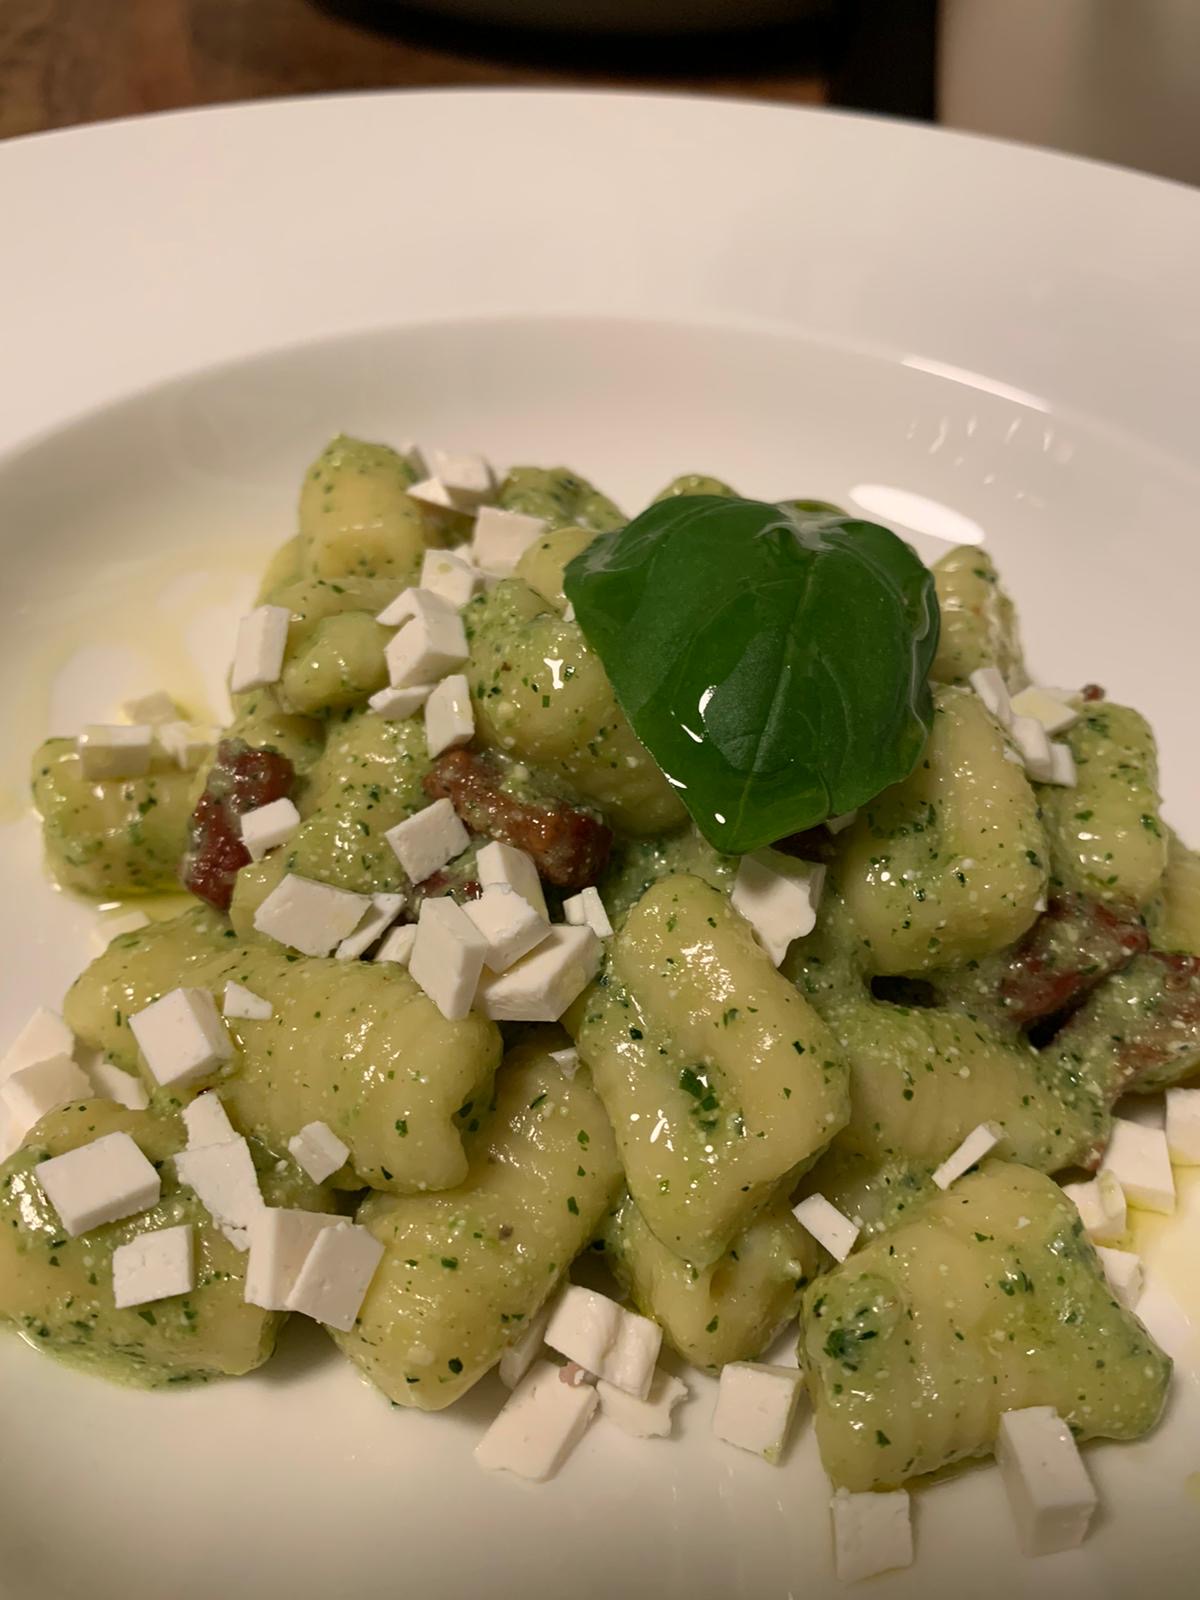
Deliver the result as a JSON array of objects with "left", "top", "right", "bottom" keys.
[
  {"left": 497, "top": 465, "right": 624, "bottom": 533},
  {"left": 266, "top": 575, "right": 398, "bottom": 715},
  {"left": 298, "top": 435, "right": 453, "bottom": 582},
  {"left": 929, "top": 546, "right": 1026, "bottom": 689}
]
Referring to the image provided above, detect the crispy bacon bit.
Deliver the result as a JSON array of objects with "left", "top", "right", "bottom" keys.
[
  {"left": 1081, "top": 683, "right": 1106, "bottom": 702},
  {"left": 181, "top": 738, "right": 295, "bottom": 911},
  {"left": 423, "top": 748, "right": 612, "bottom": 890},
  {"left": 998, "top": 894, "right": 1147, "bottom": 1027}
]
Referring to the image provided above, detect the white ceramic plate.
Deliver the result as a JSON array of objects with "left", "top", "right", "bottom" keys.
[{"left": 1, "top": 93, "right": 1198, "bottom": 1600}]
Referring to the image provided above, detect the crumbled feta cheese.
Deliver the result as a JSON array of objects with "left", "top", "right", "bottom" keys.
[
  {"left": 129, "top": 987, "right": 233, "bottom": 1089},
  {"left": 0, "top": 1054, "right": 94, "bottom": 1140},
  {"left": 77, "top": 724, "right": 154, "bottom": 780},
  {"left": 420, "top": 547, "right": 482, "bottom": 609},
  {"left": 731, "top": 849, "right": 825, "bottom": 965},
  {"left": 406, "top": 477, "right": 461, "bottom": 511},
  {"left": 1165, "top": 1087, "right": 1200, "bottom": 1164},
  {"left": 288, "top": 1121, "right": 349, "bottom": 1184},
  {"left": 239, "top": 796, "right": 301, "bottom": 862},
  {"left": 1060, "top": 1170, "right": 1126, "bottom": 1245},
  {"left": 475, "top": 1358, "right": 599, "bottom": 1481},
  {"left": 831, "top": 1489, "right": 914, "bottom": 1583},
  {"left": 464, "top": 884, "right": 551, "bottom": 973},
  {"left": 995, "top": 1406, "right": 1097, "bottom": 1556},
  {"left": 424, "top": 672, "right": 475, "bottom": 758},
  {"left": 1094, "top": 1246, "right": 1144, "bottom": 1309},
  {"left": 230, "top": 604, "right": 290, "bottom": 693},
  {"left": 221, "top": 981, "right": 273, "bottom": 1021},
  {"left": 384, "top": 798, "right": 469, "bottom": 884},
  {"left": 1010, "top": 686, "right": 1079, "bottom": 735},
  {"left": 499, "top": 1300, "right": 552, "bottom": 1389},
  {"left": 931, "top": 1121, "right": 1003, "bottom": 1190},
  {"left": 1100, "top": 1117, "right": 1175, "bottom": 1214},
  {"left": 112, "top": 1224, "right": 194, "bottom": 1308},
  {"left": 155, "top": 720, "right": 215, "bottom": 770},
  {"left": 544, "top": 1285, "right": 662, "bottom": 1399},
  {"left": 253, "top": 874, "right": 371, "bottom": 957},
  {"left": 476, "top": 839, "right": 548, "bottom": 920},
  {"left": 91, "top": 909, "right": 150, "bottom": 952},
  {"left": 562, "top": 886, "right": 613, "bottom": 939},
  {"left": 174, "top": 1137, "right": 264, "bottom": 1250},
  {"left": 36, "top": 1131, "right": 161, "bottom": 1237},
  {"left": 969, "top": 665, "right": 1013, "bottom": 726},
  {"left": 285, "top": 1220, "right": 384, "bottom": 1331},
  {"left": 375, "top": 585, "right": 443, "bottom": 629},
  {"left": 0, "top": 1007, "right": 75, "bottom": 1083},
  {"left": 597, "top": 1370, "right": 689, "bottom": 1438},
  {"left": 1043, "top": 742, "right": 1077, "bottom": 787},
  {"left": 825, "top": 810, "right": 858, "bottom": 834},
  {"left": 182, "top": 1091, "right": 236, "bottom": 1149},
  {"left": 86, "top": 1058, "right": 149, "bottom": 1111},
  {"left": 474, "top": 925, "right": 601, "bottom": 1023},
  {"left": 712, "top": 1362, "right": 804, "bottom": 1462},
  {"left": 335, "top": 893, "right": 405, "bottom": 961},
  {"left": 1010, "top": 713, "right": 1051, "bottom": 773},
  {"left": 470, "top": 505, "right": 547, "bottom": 576},
  {"left": 374, "top": 924, "right": 417, "bottom": 967},
  {"left": 367, "top": 683, "right": 436, "bottom": 720},
  {"left": 409, "top": 896, "right": 489, "bottom": 1021},
  {"left": 791, "top": 1194, "right": 860, "bottom": 1262},
  {"left": 430, "top": 449, "right": 495, "bottom": 506},
  {"left": 244, "top": 1207, "right": 343, "bottom": 1310},
  {"left": 384, "top": 597, "right": 469, "bottom": 688},
  {"left": 548, "top": 1046, "right": 579, "bottom": 1079},
  {"left": 121, "top": 690, "right": 182, "bottom": 725}
]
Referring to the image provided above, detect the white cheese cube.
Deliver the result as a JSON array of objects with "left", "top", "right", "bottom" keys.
[
  {"left": 597, "top": 1370, "right": 689, "bottom": 1438},
  {"left": 499, "top": 1300, "right": 552, "bottom": 1389},
  {"left": 470, "top": 505, "right": 547, "bottom": 576},
  {"left": 335, "top": 892, "right": 405, "bottom": 961},
  {"left": 239, "top": 796, "right": 301, "bottom": 862},
  {"left": 0, "top": 1054, "right": 94, "bottom": 1139},
  {"left": 221, "top": 981, "right": 273, "bottom": 1021},
  {"left": 121, "top": 690, "right": 182, "bottom": 725},
  {"left": 288, "top": 1120, "right": 349, "bottom": 1183},
  {"left": 253, "top": 873, "right": 371, "bottom": 957},
  {"left": 712, "top": 1362, "right": 804, "bottom": 1462},
  {"left": 1011, "top": 714, "right": 1053, "bottom": 779},
  {"left": 86, "top": 1058, "right": 149, "bottom": 1111},
  {"left": 420, "top": 547, "right": 482, "bottom": 608},
  {"left": 1100, "top": 1117, "right": 1175, "bottom": 1214},
  {"left": 230, "top": 603, "right": 290, "bottom": 693},
  {"left": 424, "top": 672, "right": 475, "bottom": 758},
  {"left": 91, "top": 909, "right": 151, "bottom": 952},
  {"left": 548, "top": 1046, "right": 579, "bottom": 1079},
  {"left": 605, "top": 1309, "right": 663, "bottom": 1399},
  {"left": 129, "top": 986, "right": 233, "bottom": 1089},
  {"left": 731, "top": 849, "right": 825, "bottom": 965},
  {"left": 1, "top": 1007, "right": 75, "bottom": 1083},
  {"left": 475, "top": 1358, "right": 598, "bottom": 1481},
  {"left": 284, "top": 1220, "right": 384, "bottom": 1331},
  {"left": 409, "top": 896, "right": 489, "bottom": 1021},
  {"left": 791, "top": 1193, "right": 860, "bottom": 1262},
  {"left": 825, "top": 809, "right": 858, "bottom": 834},
  {"left": 562, "top": 601, "right": 576, "bottom": 623},
  {"left": 1095, "top": 1246, "right": 1144, "bottom": 1309},
  {"left": 544, "top": 1285, "right": 662, "bottom": 1399},
  {"left": 831, "top": 1489, "right": 914, "bottom": 1583},
  {"left": 182, "top": 1091, "right": 236, "bottom": 1149},
  {"left": 367, "top": 682, "right": 437, "bottom": 720},
  {"left": 36, "top": 1131, "right": 161, "bottom": 1237},
  {"left": 931, "top": 1120, "right": 1003, "bottom": 1190},
  {"left": 969, "top": 665, "right": 1013, "bottom": 727},
  {"left": 562, "top": 886, "right": 613, "bottom": 939},
  {"left": 174, "top": 1138, "right": 264, "bottom": 1250},
  {"left": 406, "top": 477, "right": 463, "bottom": 512},
  {"left": 385, "top": 601, "right": 468, "bottom": 688},
  {"left": 1043, "top": 741, "right": 1077, "bottom": 787},
  {"left": 1010, "top": 686, "right": 1079, "bottom": 735},
  {"left": 474, "top": 925, "right": 601, "bottom": 1023},
  {"left": 375, "top": 924, "right": 417, "bottom": 967},
  {"left": 384, "top": 798, "right": 469, "bottom": 884},
  {"left": 476, "top": 839, "right": 548, "bottom": 920},
  {"left": 430, "top": 449, "right": 495, "bottom": 507},
  {"left": 1165, "top": 1087, "right": 1200, "bottom": 1164},
  {"left": 244, "top": 1207, "right": 342, "bottom": 1310},
  {"left": 155, "top": 720, "right": 216, "bottom": 770},
  {"left": 112, "top": 1224, "right": 194, "bottom": 1309},
  {"left": 1060, "top": 1170, "right": 1126, "bottom": 1245},
  {"left": 464, "top": 885, "right": 552, "bottom": 973},
  {"left": 375, "top": 586, "right": 422, "bottom": 627},
  {"left": 77, "top": 723, "right": 154, "bottom": 780},
  {"left": 995, "top": 1406, "right": 1097, "bottom": 1556}
]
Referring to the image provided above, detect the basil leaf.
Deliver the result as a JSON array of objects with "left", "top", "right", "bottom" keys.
[{"left": 563, "top": 496, "right": 939, "bottom": 854}]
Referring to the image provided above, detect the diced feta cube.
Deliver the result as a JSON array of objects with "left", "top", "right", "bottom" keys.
[
  {"left": 129, "top": 986, "right": 233, "bottom": 1089},
  {"left": 474, "top": 925, "right": 601, "bottom": 1023},
  {"left": 420, "top": 547, "right": 482, "bottom": 609},
  {"left": 375, "top": 585, "right": 447, "bottom": 629},
  {"left": 253, "top": 873, "right": 371, "bottom": 957},
  {"left": 0, "top": 1054, "right": 94, "bottom": 1140},
  {"left": 221, "top": 981, "right": 273, "bottom": 1021},
  {"left": 86, "top": 1058, "right": 149, "bottom": 1111},
  {"left": 544, "top": 1285, "right": 662, "bottom": 1399},
  {"left": 335, "top": 892, "right": 406, "bottom": 961},
  {"left": 385, "top": 599, "right": 468, "bottom": 688},
  {"left": 1094, "top": 1246, "right": 1144, "bottom": 1309},
  {"left": 244, "top": 1207, "right": 342, "bottom": 1310},
  {"left": 1, "top": 1007, "right": 75, "bottom": 1083},
  {"left": 1060, "top": 1171, "right": 1126, "bottom": 1245},
  {"left": 182, "top": 1091, "right": 236, "bottom": 1149},
  {"left": 288, "top": 1120, "right": 349, "bottom": 1184},
  {"left": 791, "top": 1194, "right": 860, "bottom": 1262},
  {"left": 121, "top": 691, "right": 182, "bottom": 725},
  {"left": 406, "top": 477, "right": 462, "bottom": 512},
  {"left": 712, "top": 1362, "right": 804, "bottom": 1462},
  {"left": 409, "top": 896, "right": 489, "bottom": 1021},
  {"left": 476, "top": 839, "right": 548, "bottom": 920},
  {"left": 91, "top": 909, "right": 150, "bottom": 952},
  {"left": 499, "top": 1300, "right": 552, "bottom": 1389},
  {"left": 597, "top": 1370, "right": 689, "bottom": 1438},
  {"left": 830, "top": 1489, "right": 914, "bottom": 1583},
  {"left": 424, "top": 673, "right": 475, "bottom": 759},
  {"left": 155, "top": 721, "right": 216, "bottom": 770},
  {"left": 548, "top": 1046, "right": 579, "bottom": 1079},
  {"left": 470, "top": 505, "right": 547, "bottom": 576},
  {"left": 284, "top": 1220, "right": 384, "bottom": 1331},
  {"left": 384, "top": 799, "right": 469, "bottom": 884},
  {"left": 239, "top": 796, "right": 301, "bottom": 862},
  {"left": 969, "top": 665, "right": 1013, "bottom": 727},
  {"left": 1165, "top": 1087, "right": 1200, "bottom": 1164},
  {"left": 1100, "top": 1118, "right": 1175, "bottom": 1214},
  {"left": 475, "top": 1358, "right": 599, "bottom": 1481},
  {"left": 174, "top": 1138, "right": 264, "bottom": 1250},
  {"left": 230, "top": 604, "right": 290, "bottom": 693},
  {"left": 1011, "top": 715, "right": 1055, "bottom": 780},
  {"left": 562, "top": 886, "right": 613, "bottom": 939},
  {"left": 731, "top": 849, "right": 825, "bottom": 965},
  {"left": 1010, "top": 686, "right": 1079, "bottom": 736},
  {"left": 464, "top": 884, "right": 552, "bottom": 973},
  {"left": 112, "top": 1224, "right": 194, "bottom": 1308},
  {"left": 562, "top": 601, "right": 576, "bottom": 623},
  {"left": 77, "top": 724, "right": 154, "bottom": 780},
  {"left": 430, "top": 449, "right": 495, "bottom": 507},
  {"left": 825, "top": 810, "right": 858, "bottom": 834},
  {"left": 931, "top": 1120, "right": 1003, "bottom": 1190},
  {"left": 995, "top": 1406, "right": 1097, "bottom": 1556},
  {"left": 36, "top": 1131, "right": 161, "bottom": 1237},
  {"left": 375, "top": 924, "right": 417, "bottom": 967},
  {"left": 367, "top": 683, "right": 437, "bottom": 720}
]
